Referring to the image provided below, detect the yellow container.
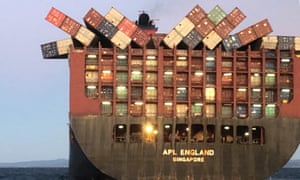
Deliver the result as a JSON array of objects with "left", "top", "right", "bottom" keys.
[
  {"left": 175, "top": 17, "right": 195, "bottom": 37},
  {"left": 104, "top": 7, "right": 124, "bottom": 26},
  {"left": 202, "top": 30, "right": 222, "bottom": 50}
]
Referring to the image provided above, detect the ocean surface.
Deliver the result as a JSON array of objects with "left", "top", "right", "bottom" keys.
[{"left": 0, "top": 168, "right": 299, "bottom": 180}]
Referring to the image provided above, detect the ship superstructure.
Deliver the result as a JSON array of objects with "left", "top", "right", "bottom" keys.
[{"left": 41, "top": 4, "right": 300, "bottom": 180}]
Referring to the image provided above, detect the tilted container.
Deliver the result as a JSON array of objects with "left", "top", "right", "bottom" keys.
[
  {"left": 97, "top": 19, "right": 118, "bottom": 39},
  {"left": 45, "top": 7, "right": 66, "bottom": 27},
  {"left": 60, "top": 16, "right": 81, "bottom": 36},
  {"left": 56, "top": 38, "right": 73, "bottom": 55},
  {"left": 237, "top": 26, "right": 257, "bottom": 46},
  {"left": 203, "top": 30, "right": 222, "bottom": 50},
  {"left": 41, "top": 38, "right": 73, "bottom": 58},
  {"left": 41, "top": 41, "right": 58, "bottom": 58},
  {"left": 175, "top": 17, "right": 195, "bottom": 37},
  {"left": 75, "top": 26, "right": 96, "bottom": 46},
  {"left": 226, "top": 7, "right": 246, "bottom": 27},
  {"left": 182, "top": 29, "right": 202, "bottom": 49},
  {"left": 163, "top": 29, "right": 183, "bottom": 48},
  {"left": 215, "top": 18, "right": 234, "bottom": 39},
  {"left": 111, "top": 31, "right": 131, "bottom": 49},
  {"left": 253, "top": 19, "right": 273, "bottom": 38},
  {"left": 186, "top": 5, "right": 207, "bottom": 25},
  {"left": 131, "top": 28, "right": 151, "bottom": 47},
  {"left": 195, "top": 17, "right": 215, "bottom": 37},
  {"left": 105, "top": 7, "right": 124, "bottom": 26},
  {"left": 207, "top": 5, "right": 226, "bottom": 25},
  {"left": 84, "top": 8, "right": 104, "bottom": 29},
  {"left": 222, "top": 34, "right": 241, "bottom": 51},
  {"left": 118, "top": 17, "right": 138, "bottom": 37},
  {"left": 151, "top": 34, "right": 165, "bottom": 48}
]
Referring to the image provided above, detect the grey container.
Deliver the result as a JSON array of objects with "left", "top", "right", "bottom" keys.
[
  {"left": 183, "top": 29, "right": 202, "bottom": 49},
  {"left": 222, "top": 34, "right": 241, "bottom": 51},
  {"left": 97, "top": 19, "right": 118, "bottom": 39}
]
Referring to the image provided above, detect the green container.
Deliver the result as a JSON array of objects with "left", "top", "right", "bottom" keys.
[
  {"left": 116, "top": 103, "right": 128, "bottom": 116},
  {"left": 265, "top": 105, "right": 276, "bottom": 118},
  {"left": 207, "top": 5, "right": 226, "bottom": 25}
]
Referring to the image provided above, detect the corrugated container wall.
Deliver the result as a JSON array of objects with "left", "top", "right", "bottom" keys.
[
  {"left": 195, "top": 18, "right": 215, "bottom": 37},
  {"left": 226, "top": 7, "right": 246, "bottom": 27},
  {"left": 175, "top": 17, "right": 195, "bottom": 37},
  {"left": 294, "top": 37, "right": 300, "bottom": 51},
  {"left": 238, "top": 26, "right": 257, "bottom": 46},
  {"left": 253, "top": 19, "right": 273, "bottom": 38},
  {"left": 131, "top": 28, "right": 151, "bottom": 47},
  {"left": 163, "top": 29, "right": 183, "bottom": 48},
  {"left": 75, "top": 26, "right": 96, "bottom": 46},
  {"left": 261, "top": 36, "right": 278, "bottom": 49},
  {"left": 186, "top": 5, "right": 207, "bottom": 25},
  {"left": 118, "top": 18, "right": 137, "bottom": 37},
  {"left": 207, "top": 5, "right": 226, "bottom": 25},
  {"left": 60, "top": 17, "right": 81, "bottom": 36},
  {"left": 111, "top": 31, "right": 131, "bottom": 49},
  {"left": 278, "top": 36, "right": 294, "bottom": 50},
  {"left": 183, "top": 29, "right": 202, "bottom": 49},
  {"left": 105, "top": 7, "right": 124, "bottom": 26},
  {"left": 56, "top": 38, "right": 73, "bottom": 55},
  {"left": 215, "top": 18, "right": 234, "bottom": 39},
  {"left": 45, "top": 7, "right": 66, "bottom": 27},
  {"left": 84, "top": 8, "right": 104, "bottom": 29},
  {"left": 203, "top": 30, "right": 222, "bottom": 49},
  {"left": 97, "top": 19, "right": 118, "bottom": 39},
  {"left": 222, "top": 34, "right": 241, "bottom": 51},
  {"left": 41, "top": 41, "right": 58, "bottom": 58},
  {"left": 41, "top": 38, "right": 73, "bottom": 58}
]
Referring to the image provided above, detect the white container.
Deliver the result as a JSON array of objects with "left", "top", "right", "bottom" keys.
[
  {"left": 111, "top": 31, "right": 131, "bottom": 49},
  {"left": 175, "top": 17, "right": 195, "bottom": 37},
  {"left": 202, "top": 30, "right": 222, "bottom": 50},
  {"left": 75, "top": 26, "right": 96, "bottom": 46},
  {"left": 56, "top": 38, "right": 73, "bottom": 55},
  {"left": 163, "top": 29, "right": 183, "bottom": 48},
  {"left": 105, "top": 7, "right": 124, "bottom": 26}
]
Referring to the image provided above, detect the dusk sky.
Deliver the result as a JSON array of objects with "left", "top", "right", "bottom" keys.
[{"left": 1, "top": 0, "right": 300, "bottom": 163}]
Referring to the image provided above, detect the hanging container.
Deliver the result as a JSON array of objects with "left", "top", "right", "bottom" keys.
[
  {"left": 84, "top": 8, "right": 104, "bottom": 29},
  {"left": 56, "top": 38, "right": 73, "bottom": 55},
  {"left": 105, "top": 7, "right": 124, "bottom": 26},
  {"left": 203, "top": 30, "right": 222, "bottom": 50},
  {"left": 207, "top": 5, "right": 226, "bottom": 25},
  {"left": 175, "top": 17, "right": 195, "bottom": 37},
  {"left": 163, "top": 29, "right": 183, "bottom": 48},
  {"left": 97, "top": 19, "right": 118, "bottom": 39},
  {"left": 41, "top": 41, "right": 58, "bottom": 58},
  {"left": 186, "top": 4, "right": 207, "bottom": 25},
  {"left": 118, "top": 17, "right": 138, "bottom": 37},
  {"left": 111, "top": 31, "right": 131, "bottom": 49},
  {"left": 215, "top": 18, "right": 234, "bottom": 39},
  {"left": 60, "top": 16, "right": 81, "bottom": 36},
  {"left": 74, "top": 26, "right": 96, "bottom": 46},
  {"left": 183, "top": 29, "right": 202, "bottom": 49},
  {"left": 195, "top": 17, "right": 215, "bottom": 37},
  {"left": 45, "top": 7, "right": 66, "bottom": 27},
  {"left": 253, "top": 19, "right": 273, "bottom": 38},
  {"left": 226, "top": 7, "right": 246, "bottom": 27}
]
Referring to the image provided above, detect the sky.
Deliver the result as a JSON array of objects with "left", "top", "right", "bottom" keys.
[{"left": 0, "top": 0, "right": 300, "bottom": 163}]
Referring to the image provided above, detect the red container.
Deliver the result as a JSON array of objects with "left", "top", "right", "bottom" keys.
[
  {"left": 237, "top": 26, "right": 257, "bottom": 46},
  {"left": 84, "top": 8, "right": 104, "bottom": 29},
  {"left": 45, "top": 7, "right": 66, "bottom": 27},
  {"left": 253, "top": 19, "right": 273, "bottom": 38},
  {"left": 195, "top": 17, "right": 215, "bottom": 37},
  {"left": 215, "top": 18, "right": 234, "bottom": 39},
  {"left": 118, "top": 18, "right": 138, "bottom": 37},
  {"left": 186, "top": 5, "right": 207, "bottom": 25},
  {"left": 60, "top": 17, "right": 81, "bottom": 36},
  {"left": 151, "top": 34, "right": 166, "bottom": 48},
  {"left": 226, "top": 7, "right": 246, "bottom": 27},
  {"left": 131, "top": 28, "right": 150, "bottom": 47}
]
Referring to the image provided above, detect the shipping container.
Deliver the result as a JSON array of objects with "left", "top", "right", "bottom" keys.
[
  {"left": 163, "top": 72, "right": 173, "bottom": 85},
  {"left": 176, "top": 87, "right": 187, "bottom": 101},
  {"left": 280, "top": 75, "right": 293, "bottom": 87},
  {"left": 97, "top": 19, "right": 118, "bottom": 39},
  {"left": 75, "top": 26, "right": 96, "bottom": 46},
  {"left": 191, "top": 103, "right": 203, "bottom": 117},
  {"left": 116, "top": 103, "right": 127, "bottom": 116},
  {"left": 175, "top": 17, "right": 195, "bottom": 37},
  {"left": 237, "top": 26, "right": 257, "bottom": 46},
  {"left": 222, "top": 34, "right": 242, "bottom": 51},
  {"left": 191, "top": 71, "right": 203, "bottom": 84},
  {"left": 101, "top": 70, "right": 113, "bottom": 82},
  {"left": 101, "top": 101, "right": 112, "bottom": 115},
  {"left": 251, "top": 104, "right": 262, "bottom": 118},
  {"left": 85, "top": 85, "right": 98, "bottom": 98},
  {"left": 116, "top": 86, "right": 128, "bottom": 100},
  {"left": 145, "top": 104, "right": 157, "bottom": 117},
  {"left": 278, "top": 36, "right": 294, "bottom": 50},
  {"left": 226, "top": 7, "right": 246, "bottom": 27},
  {"left": 207, "top": 5, "right": 226, "bottom": 25},
  {"left": 177, "top": 104, "right": 188, "bottom": 117},
  {"left": 60, "top": 17, "right": 81, "bottom": 36},
  {"left": 118, "top": 18, "right": 138, "bottom": 37},
  {"left": 251, "top": 73, "right": 261, "bottom": 87},
  {"left": 176, "top": 73, "right": 188, "bottom": 85},
  {"left": 84, "top": 8, "right": 104, "bottom": 29},
  {"left": 265, "top": 73, "right": 276, "bottom": 86},
  {"left": 56, "top": 38, "right": 73, "bottom": 55},
  {"left": 41, "top": 41, "right": 58, "bottom": 58},
  {"left": 265, "top": 104, "right": 276, "bottom": 118},
  {"left": 206, "top": 104, "right": 216, "bottom": 118},
  {"left": 253, "top": 19, "right": 273, "bottom": 38},
  {"left": 116, "top": 72, "right": 128, "bottom": 84},
  {"left": 151, "top": 34, "right": 165, "bottom": 48},
  {"left": 85, "top": 71, "right": 98, "bottom": 83},
  {"left": 215, "top": 18, "right": 234, "bottom": 39},
  {"left": 101, "top": 86, "right": 113, "bottom": 99},
  {"left": 261, "top": 36, "right": 278, "bottom": 49},
  {"left": 191, "top": 88, "right": 203, "bottom": 100},
  {"left": 163, "top": 29, "right": 183, "bottom": 48},
  {"left": 131, "top": 87, "right": 143, "bottom": 100},
  {"left": 183, "top": 29, "right": 202, "bottom": 49},
  {"left": 237, "top": 104, "right": 247, "bottom": 118},
  {"left": 205, "top": 88, "right": 215, "bottom": 101},
  {"left": 131, "top": 28, "right": 150, "bottom": 47},
  {"left": 45, "top": 7, "right": 66, "bottom": 27},
  {"left": 236, "top": 74, "right": 248, "bottom": 85},
  {"left": 294, "top": 36, "right": 300, "bottom": 51},
  {"left": 203, "top": 30, "right": 222, "bottom": 50},
  {"left": 236, "top": 88, "right": 247, "bottom": 101},
  {"left": 111, "top": 31, "right": 132, "bottom": 50},
  {"left": 222, "top": 72, "right": 233, "bottom": 85},
  {"left": 163, "top": 88, "right": 173, "bottom": 100},
  {"left": 130, "top": 103, "right": 143, "bottom": 117},
  {"left": 146, "top": 87, "right": 157, "bottom": 100},
  {"left": 186, "top": 5, "right": 207, "bottom": 25},
  {"left": 251, "top": 88, "right": 262, "bottom": 102},
  {"left": 222, "top": 104, "right": 233, "bottom": 118},
  {"left": 131, "top": 70, "right": 143, "bottom": 82},
  {"left": 280, "top": 89, "right": 292, "bottom": 103},
  {"left": 105, "top": 7, "right": 124, "bottom": 26},
  {"left": 195, "top": 17, "right": 215, "bottom": 37},
  {"left": 222, "top": 89, "right": 233, "bottom": 102},
  {"left": 146, "top": 73, "right": 157, "bottom": 84},
  {"left": 265, "top": 89, "right": 276, "bottom": 103}
]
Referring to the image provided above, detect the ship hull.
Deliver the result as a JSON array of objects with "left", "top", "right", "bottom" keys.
[{"left": 69, "top": 115, "right": 300, "bottom": 180}]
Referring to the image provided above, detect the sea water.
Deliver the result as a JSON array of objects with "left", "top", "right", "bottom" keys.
[{"left": 0, "top": 168, "right": 299, "bottom": 180}]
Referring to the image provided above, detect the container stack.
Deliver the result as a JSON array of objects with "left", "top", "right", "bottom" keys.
[
  {"left": 41, "top": 38, "right": 73, "bottom": 58},
  {"left": 46, "top": 7, "right": 96, "bottom": 47}
]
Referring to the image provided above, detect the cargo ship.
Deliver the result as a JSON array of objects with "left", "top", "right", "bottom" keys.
[{"left": 41, "top": 4, "right": 300, "bottom": 180}]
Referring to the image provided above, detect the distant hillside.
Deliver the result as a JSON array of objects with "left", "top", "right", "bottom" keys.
[{"left": 0, "top": 159, "right": 68, "bottom": 168}]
